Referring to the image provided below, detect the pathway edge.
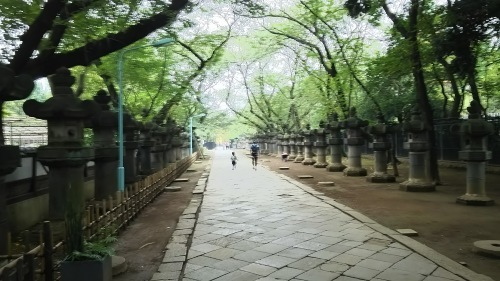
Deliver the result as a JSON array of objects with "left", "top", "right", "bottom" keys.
[{"left": 275, "top": 172, "right": 495, "bottom": 281}]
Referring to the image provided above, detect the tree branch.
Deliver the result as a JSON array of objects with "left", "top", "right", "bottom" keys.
[{"left": 20, "top": 0, "right": 189, "bottom": 78}]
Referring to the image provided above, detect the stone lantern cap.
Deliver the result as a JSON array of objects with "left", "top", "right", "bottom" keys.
[
  {"left": 452, "top": 101, "right": 494, "bottom": 160},
  {"left": 340, "top": 107, "right": 368, "bottom": 130},
  {"left": 402, "top": 106, "right": 428, "bottom": 133},
  {"left": 294, "top": 133, "right": 304, "bottom": 146},
  {"left": 454, "top": 101, "right": 494, "bottom": 138},
  {"left": 180, "top": 131, "right": 190, "bottom": 148},
  {"left": 152, "top": 125, "right": 169, "bottom": 150},
  {"left": 367, "top": 114, "right": 394, "bottom": 151},
  {"left": 140, "top": 121, "right": 158, "bottom": 147},
  {"left": 88, "top": 90, "right": 118, "bottom": 129},
  {"left": 123, "top": 113, "right": 140, "bottom": 132},
  {"left": 301, "top": 124, "right": 314, "bottom": 145},
  {"left": 23, "top": 68, "right": 97, "bottom": 121},
  {"left": 402, "top": 106, "right": 429, "bottom": 151},
  {"left": 326, "top": 112, "right": 343, "bottom": 145},
  {"left": 288, "top": 132, "right": 296, "bottom": 145},
  {"left": 266, "top": 132, "right": 277, "bottom": 144},
  {"left": 340, "top": 108, "right": 368, "bottom": 146},
  {"left": 0, "top": 64, "right": 34, "bottom": 102},
  {"left": 164, "top": 119, "right": 180, "bottom": 147},
  {"left": 367, "top": 114, "right": 395, "bottom": 136},
  {"left": 23, "top": 67, "right": 95, "bottom": 163},
  {"left": 282, "top": 133, "right": 290, "bottom": 145}
]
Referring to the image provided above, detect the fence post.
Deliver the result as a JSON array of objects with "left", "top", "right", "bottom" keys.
[
  {"left": 24, "top": 252, "right": 35, "bottom": 281},
  {"left": 22, "top": 230, "right": 31, "bottom": 253},
  {"left": 42, "top": 221, "right": 53, "bottom": 281},
  {"left": 16, "top": 259, "right": 24, "bottom": 280},
  {"left": 109, "top": 196, "right": 114, "bottom": 235}
]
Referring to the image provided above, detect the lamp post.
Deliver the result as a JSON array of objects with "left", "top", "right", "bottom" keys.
[
  {"left": 189, "top": 113, "right": 206, "bottom": 155},
  {"left": 117, "top": 38, "right": 174, "bottom": 192}
]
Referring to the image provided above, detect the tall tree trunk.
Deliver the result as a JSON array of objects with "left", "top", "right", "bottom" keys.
[
  {"left": 409, "top": 0, "right": 440, "bottom": 183},
  {"left": 0, "top": 102, "right": 4, "bottom": 145}
]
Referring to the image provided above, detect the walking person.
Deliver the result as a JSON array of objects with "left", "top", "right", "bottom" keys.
[
  {"left": 250, "top": 141, "right": 260, "bottom": 170},
  {"left": 231, "top": 152, "right": 238, "bottom": 170}
]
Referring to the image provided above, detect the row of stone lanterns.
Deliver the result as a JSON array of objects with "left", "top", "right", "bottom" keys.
[
  {"left": 22, "top": 67, "right": 190, "bottom": 221},
  {"left": 253, "top": 104, "right": 495, "bottom": 206}
]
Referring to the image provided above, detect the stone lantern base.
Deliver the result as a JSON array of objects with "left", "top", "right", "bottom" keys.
[
  {"left": 456, "top": 195, "right": 494, "bottom": 206},
  {"left": 294, "top": 155, "right": 304, "bottom": 163},
  {"left": 326, "top": 163, "right": 346, "bottom": 172},
  {"left": 313, "top": 162, "right": 328, "bottom": 168},
  {"left": 366, "top": 173, "right": 395, "bottom": 183},
  {"left": 399, "top": 180, "right": 435, "bottom": 192},
  {"left": 302, "top": 158, "right": 316, "bottom": 165},
  {"left": 343, "top": 167, "right": 367, "bottom": 177}
]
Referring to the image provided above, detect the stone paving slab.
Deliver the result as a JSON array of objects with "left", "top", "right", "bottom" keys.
[{"left": 153, "top": 150, "right": 494, "bottom": 281}]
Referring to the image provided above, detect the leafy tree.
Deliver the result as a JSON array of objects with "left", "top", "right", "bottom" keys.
[{"left": 1, "top": 0, "right": 190, "bottom": 78}]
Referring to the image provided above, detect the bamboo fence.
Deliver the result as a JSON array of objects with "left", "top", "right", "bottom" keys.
[{"left": 0, "top": 154, "right": 197, "bottom": 281}]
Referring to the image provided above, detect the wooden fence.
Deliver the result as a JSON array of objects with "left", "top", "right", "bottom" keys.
[{"left": 0, "top": 154, "right": 197, "bottom": 281}]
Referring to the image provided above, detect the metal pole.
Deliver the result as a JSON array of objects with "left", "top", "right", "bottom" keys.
[
  {"left": 117, "top": 46, "right": 150, "bottom": 191},
  {"left": 118, "top": 51, "right": 125, "bottom": 192},
  {"left": 189, "top": 117, "right": 193, "bottom": 155}
]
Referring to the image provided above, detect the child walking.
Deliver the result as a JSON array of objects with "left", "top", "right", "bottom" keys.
[{"left": 231, "top": 152, "right": 238, "bottom": 170}]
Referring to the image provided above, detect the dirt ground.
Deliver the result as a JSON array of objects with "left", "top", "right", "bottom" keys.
[
  {"left": 112, "top": 159, "right": 210, "bottom": 281},
  {"left": 112, "top": 152, "right": 500, "bottom": 281}
]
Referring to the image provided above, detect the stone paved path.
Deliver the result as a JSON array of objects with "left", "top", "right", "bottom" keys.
[{"left": 152, "top": 150, "right": 494, "bottom": 281}]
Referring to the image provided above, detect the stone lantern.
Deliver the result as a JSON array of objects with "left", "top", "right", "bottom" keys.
[
  {"left": 23, "top": 67, "right": 96, "bottom": 220},
  {"left": 341, "top": 107, "right": 368, "bottom": 176},
  {"left": 262, "top": 134, "right": 270, "bottom": 154},
  {"left": 266, "top": 133, "right": 273, "bottom": 155},
  {"left": 325, "top": 112, "right": 346, "bottom": 172},
  {"left": 276, "top": 134, "right": 284, "bottom": 157},
  {"left": 313, "top": 121, "right": 328, "bottom": 168},
  {"left": 89, "top": 90, "right": 119, "bottom": 200},
  {"left": 282, "top": 133, "right": 290, "bottom": 157},
  {"left": 139, "top": 121, "right": 157, "bottom": 175},
  {"left": 165, "top": 119, "right": 180, "bottom": 164},
  {"left": 123, "top": 113, "right": 141, "bottom": 183},
  {"left": 273, "top": 133, "right": 280, "bottom": 156},
  {"left": 288, "top": 133, "right": 297, "bottom": 161},
  {"left": 400, "top": 106, "right": 435, "bottom": 192},
  {"left": 294, "top": 132, "right": 305, "bottom": 163},
  {"left": 151, "top": 119, "right": 168, "bottom": 171},
  {"left": 256, "top": 134, "right": 266, "bottom": 154},
  {"left": 181, "top": 131, "right": 190, "bottom": 158},
  {"left": 0, "top": 64, "right": 34, "bottom": 254},
  {"left": 170, "top": 127, "right": 184, "bottom": 161},
  {"left": 264, "top": 134, "right": 270, "bottom": 155},
  {"left": 366, "top": 114, "right": 395, "bottom": 183},
  {"left": 160, "top": 118, "right": 175, "bottom": 168},
  {"left": 301, "top": 124, "right": 316, "bottom": 165},
  {"left": 453, "top": 101, "right": 494, "bottom": 205}
]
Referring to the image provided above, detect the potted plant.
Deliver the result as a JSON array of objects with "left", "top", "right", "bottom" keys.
[
  {"left": 59, "top": 180, "right": 115, "bottom": 281},
  {"left": 60, "top": 236, "right": 116, "bottom": 281}
]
